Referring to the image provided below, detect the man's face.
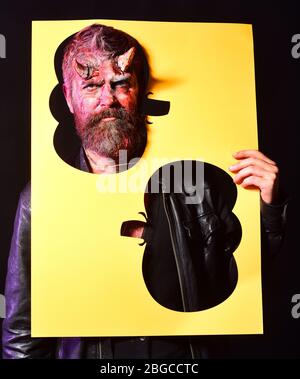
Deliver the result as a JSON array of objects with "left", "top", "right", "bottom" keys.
[{"left": 64, "top": 53, "right": 146, "bottom": 166}]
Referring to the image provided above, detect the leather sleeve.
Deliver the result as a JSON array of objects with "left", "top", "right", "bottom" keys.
[
  {"left": 260, "top": 198, "right": 288, "bottom": 255},
  {"left": 2, "top": 183, "right": 57, "bottom": 358}
]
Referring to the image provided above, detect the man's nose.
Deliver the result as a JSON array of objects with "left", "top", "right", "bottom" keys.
[{"left": 100, "top": 84, "right": 116, "bottom": 107}]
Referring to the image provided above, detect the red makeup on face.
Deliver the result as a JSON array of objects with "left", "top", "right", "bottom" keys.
[{"left": 65, "top": 55, "right": 139, "bottom": 136}]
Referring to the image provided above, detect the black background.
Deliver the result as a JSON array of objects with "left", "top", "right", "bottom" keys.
[{"left": 0, "top": 0, "right": 298, "bottom": 359}]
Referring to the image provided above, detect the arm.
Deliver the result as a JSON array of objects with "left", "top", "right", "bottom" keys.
[{"left": 2, "top": 183, "right": 57, "bottom": 358}]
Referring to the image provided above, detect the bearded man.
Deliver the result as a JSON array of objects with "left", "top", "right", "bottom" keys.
[{"left": 2, "top": 24, "right": 287, "bottom": 359}]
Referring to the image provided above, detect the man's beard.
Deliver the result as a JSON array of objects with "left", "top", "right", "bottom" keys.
[{"left": 75, "top": 108, "right": 147, "bottom": 168}]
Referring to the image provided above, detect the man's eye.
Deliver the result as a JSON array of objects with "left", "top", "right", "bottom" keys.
[
  {"left": 84, "top": 83, "right": 99, "bottom": 90},
  {"left": 112, "top": 80, "right": 129, "bottom": 89}
]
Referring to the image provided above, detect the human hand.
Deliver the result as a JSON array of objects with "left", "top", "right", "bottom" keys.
[
  {"left": 229, "top": 149, "right": 279, "bottom": 204},
  {"left": 121, "top": 220, "right": 146, "bottom": 239}
]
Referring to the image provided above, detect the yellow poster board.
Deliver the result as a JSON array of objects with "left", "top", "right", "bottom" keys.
[{"left": 31, "top": 20, "right": 262, "bottom": 336}]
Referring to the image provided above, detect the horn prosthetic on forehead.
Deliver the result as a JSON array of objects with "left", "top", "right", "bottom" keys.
[
  {"left": 72, "top": 47, "right": 136, "bottom": 79},
  {"left": 72, "top": 51, "right": 102, "bottom": 80},
  {"left": 117, "top": 47, "right": 136, "bottom": 73},
  {"left": 73, "top": 60, "right": 99, "bottom": 80}
]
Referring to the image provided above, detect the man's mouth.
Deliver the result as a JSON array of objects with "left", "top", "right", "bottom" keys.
[{"left": 102, "top": 117, "right": 116, "bottom": 121}]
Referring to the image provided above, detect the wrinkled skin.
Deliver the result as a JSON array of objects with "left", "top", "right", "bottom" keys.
[
  {"left": 63, "top": 54, "right": 145, "bottom": 172},
  {"left": 64, "top": 58, "right": 139, "bottom": 133}
]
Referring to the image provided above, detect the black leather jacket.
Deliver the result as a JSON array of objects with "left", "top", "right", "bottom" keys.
[{"left": 2, "top": 151, "right": 287, "bottom": 359}]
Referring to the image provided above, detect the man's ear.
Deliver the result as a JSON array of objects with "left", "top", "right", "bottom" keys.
[{"left": 63, "top": 83, "right": 74, "bottom": 114}]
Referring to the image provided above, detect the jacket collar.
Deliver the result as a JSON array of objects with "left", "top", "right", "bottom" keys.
[{"left": 74, "top": 146, "right": 92, "bottom": 173}]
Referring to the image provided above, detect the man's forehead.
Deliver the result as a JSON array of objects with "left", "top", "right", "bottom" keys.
[
  {"left": 74, "top": 49, "right": 108, "bottom": 67},
  {"left": 71, "top": 47, "right": 136, "bottom": 81},
  {"left": 72, "top": 50, "right": 111, "bottom": 79}
]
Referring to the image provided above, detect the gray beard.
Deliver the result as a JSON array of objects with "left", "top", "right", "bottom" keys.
[{"left": 75, "top": 108, "right": 147, "bottom": 166}]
